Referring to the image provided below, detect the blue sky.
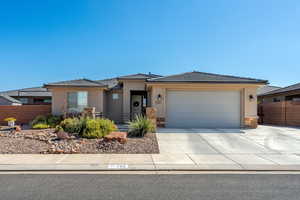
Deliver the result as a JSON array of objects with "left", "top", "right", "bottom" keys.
[{"left": 0, "top": 0, "right": 300, "bottom": 91}]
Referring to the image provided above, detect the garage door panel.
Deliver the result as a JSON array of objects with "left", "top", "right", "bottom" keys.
[{"left": 166, "top": 91, "right": 240, "bottom": 128}]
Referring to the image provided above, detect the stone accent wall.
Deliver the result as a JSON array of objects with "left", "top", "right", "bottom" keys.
[
  {"left": 157, "top": 117, "right": 165, "bottom": 128},
  {"left": 0, "top": 105, "right": 51, "bottom": 125},
  {"left": 244, "top": 117, "right": 258, "bottom": 128},
  {"left": 146, "top": 107, "right": 157, "bottom": 128}
]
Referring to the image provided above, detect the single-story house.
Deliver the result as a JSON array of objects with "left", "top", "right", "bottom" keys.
[
  {"left": 0, "top": 87, "right": 52, "bottom": 105},
  {"left": 44, "top": 71, "right": 267, "bottom": 128},
  {"left": 258, "top": 82, "right": 300, "bottom": 103}
]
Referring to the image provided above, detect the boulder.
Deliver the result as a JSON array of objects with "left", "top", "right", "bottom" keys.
[
  {"left": 104, "top": 132, "right": 127, "bottom": 144},
  {"left": 14, "top": 126, "right": 22, "bottom": 132},
  {"left": 56, "top": 131, "right": 70, "bottom": 140}
]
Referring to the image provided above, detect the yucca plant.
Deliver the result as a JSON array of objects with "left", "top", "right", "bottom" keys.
[{"left": 128, "top": 115, "right": 156, "bottom": 137}]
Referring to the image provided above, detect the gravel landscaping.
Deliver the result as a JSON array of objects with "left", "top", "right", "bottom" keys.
[{"left": 0, "top": 127, "right": 159, "bottom": 154}]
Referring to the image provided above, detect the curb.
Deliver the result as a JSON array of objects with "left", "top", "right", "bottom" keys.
[{"left": 1, "top": 164, "right": 300, "bottom": 172}]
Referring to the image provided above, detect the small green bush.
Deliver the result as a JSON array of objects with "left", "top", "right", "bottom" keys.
[
  {"left": 30, "top": 115, "right": 47, "bottom": 127},
  {"left": 59, "top": 118, "right": 85, "bottom": 134},
  {"left": 82, "top": 118, "right": 117, "bottom": 139},
  {"left": 32, "top": 123, "right": 50, "bottom": 129},
  {"left": 30, "top": 115, "right": 62, "bottom": 128},
  {"left": 54, "top": 125, "right": 64, "bottom": 133},
  {"left": 46, "top": 115, "right": 62, "bottom": 128},
  {"left": 128, "top": 115, "right": 155, "bottom": 137}
]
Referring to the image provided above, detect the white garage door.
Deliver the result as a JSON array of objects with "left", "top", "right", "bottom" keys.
[{"left": 166, "top": 91, "right": 241, "bottom": 128}]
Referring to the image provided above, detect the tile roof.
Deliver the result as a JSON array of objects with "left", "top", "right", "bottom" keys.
[
  {"left": 96, "top": 78, "right": 120, "bottom": 89},
  {"left": 0, "top": 95, "right": 22, "bottom": 104},
  {"left": 257, "top": 85, "right": 281, "bottom": 96},
  {"left": 44, "top": 79, "right": 107, "bottom": 88},
  {"left": 0, "top": 87, "right": 52, "bottom": 97},
  {"left": 147, "top": 71, "right": 268, "bottom": 84},
  {"left": 117, "top": 73, "right": 162, "bottom": 80},
  {"left": 259, "top": 82, "right": 300, "bottom": 96}
]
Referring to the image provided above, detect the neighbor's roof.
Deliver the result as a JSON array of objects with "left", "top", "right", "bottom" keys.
[
  {"left": 257, "top": 85, "right": 281, "bottom": 96},
  {"left": 117, "top": 73, "right": 162, "bottom": 80},
  {"left": 147, "top": 71, "right": 268, "bottom": 84},
  {"left": 0, "top": 87, "right": 52, "bottom": 97},
  {"left": 259, "top": 82, "right": 300, "bottom": 96},
  {"left": 0, "top": 94, "right": 22, "bottom": 104},
  {"left": 96, "top": 73, "right": 163, "bottom": 90},
  {"left": 97, "top": 78, "right": 120, "bottom": 89},
  {"left": 44, "top": 79, "right": 107, "bottom": 88}
]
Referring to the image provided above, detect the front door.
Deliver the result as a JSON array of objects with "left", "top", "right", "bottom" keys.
[{"left": 131, "top": 95, "right": 143, "bottom": 119}]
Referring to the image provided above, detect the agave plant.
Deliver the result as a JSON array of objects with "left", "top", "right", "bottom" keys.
[{"left": 128, "top": 115, "right": 156, "bottom": 137}]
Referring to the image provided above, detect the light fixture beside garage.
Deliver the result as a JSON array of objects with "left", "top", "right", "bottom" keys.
[
  {"left": 249, "top": 94, "right": 255, "bottom": 101},
  {"left": 157, "top": 94, "right": 162, "bottom": 101},
  {"left": 155, "top": 94, "right": 163, "bottom": 104}
]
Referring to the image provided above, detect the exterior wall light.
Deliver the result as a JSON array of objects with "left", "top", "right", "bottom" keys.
[
  {"left": 157, "top": 94, "right": 162, "bottom": 101},
  {"left": 249, "top": 94, "right": 254, "bottom": 101}
]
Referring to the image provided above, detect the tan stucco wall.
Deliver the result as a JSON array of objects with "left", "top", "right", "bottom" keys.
[
  {"left": 244, "top": 87, "right": 258, "bottom": 118},
  {"left": 122, "top": 80, "right": 146, "bottom": 121},
  {"left": 148, "top": 83, "right": 262, "bottom": 127},
  {"left": 49, "top": 87, "right": 105, "bottom": 115}
]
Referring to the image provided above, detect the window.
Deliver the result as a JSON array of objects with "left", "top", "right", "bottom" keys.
[
  {"left": 19, "top": 98, "right": 29, "bottom": 104},
  {"left": 67, "top": 91, "right": 88, "bottom": 113},
  {"left": 44, "top": 99, "right": 52, "bottom": 103},
  {"left": 273, "top": 97, "right": 281, "bottom": 102},
  {"left": 112, "top": 93, "right": 119, "bottom": 100}
]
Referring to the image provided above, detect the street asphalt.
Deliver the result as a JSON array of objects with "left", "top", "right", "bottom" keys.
[{"left": 0, "top": 174, "right": 300, "bottom": 200}]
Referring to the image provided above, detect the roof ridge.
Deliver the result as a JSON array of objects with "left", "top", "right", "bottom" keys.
[
  {"left": 82, "top": 78, "right": 107, "bottom": 85},
  {"left": 147, "top": 71, "right": 190, "bottom": 81},
  {"left": 148, "top": 71, "right": 267, "bottom": 82},
  {"left": 44, "top": 78, "right": 107, "bottom": 87},
  {"left": 191, "top": 71, "right": 267, "bottom": 82}
]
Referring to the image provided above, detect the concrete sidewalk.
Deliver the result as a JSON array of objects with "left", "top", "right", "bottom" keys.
[
  {"left": 1, "top": 154, "right": 300, "bottom": 171},
  {"left": 1, "top": 125, "right": 300, "bottom": 171}
]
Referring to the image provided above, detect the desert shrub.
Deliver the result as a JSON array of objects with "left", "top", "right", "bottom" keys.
[
  {"left": 30, "top": 115, "right": 47, "bottom": 127},
  {"left": 59, "top": 118, "right": 84, "bottom": 134},
  {"left": 82, "top": 118, "right": 117, "bottom": 139},
  {"left": 30, "top": 115, "right": 62, "bottom": 128},
  {"left": 54, "top": 125, "right": 64, "bottom": 133},
  {"left": 46, "top": 115, "right": 62, "bottom": 128},
  {"left": 128, "top": 115, "right": 155, "bottom": 137},
  {"left": 32, "top": 123, "right": 50, "bottom": 129}
]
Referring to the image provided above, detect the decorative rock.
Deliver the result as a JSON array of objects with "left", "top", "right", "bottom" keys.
[
  {"left": 56, "top": 131, "right": 70, "bottom": 140},
  {"left": 24, "top": 135, "right": 34, "bottom": 139},
  {"left": 104, "top": 132, "right": 127, "bottom": 144},
  {"left": 15, "top": 126, "right": 22, "bottom": 132}
]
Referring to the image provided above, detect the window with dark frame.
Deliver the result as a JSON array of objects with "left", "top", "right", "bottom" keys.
[{"left": 67, "top": 91, "right": 88, "bottom": 113}]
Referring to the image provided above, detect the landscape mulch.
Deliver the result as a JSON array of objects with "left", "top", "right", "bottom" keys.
[{"left": 0, "top": 127, "right": 159, "bottom": 154}]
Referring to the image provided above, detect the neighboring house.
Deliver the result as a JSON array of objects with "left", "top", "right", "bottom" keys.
[
  {"left": 257, "top": 85, "right": 281, "bottom": 103},
  {"left": 0, "top": 87, "right": 52, "bottom": 105},
  {"left": 0, "top": 95, "right": 22, "bottom": 105},
  {"left": 258, "top": 82, "right": 300, "bottom": 103},
  {"left": 44, "top": 71, "right": 267, "bottom": 128}
]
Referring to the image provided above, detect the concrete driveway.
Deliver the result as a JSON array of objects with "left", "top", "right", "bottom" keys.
[{"left": 155, "top": 125, "right": 300, "bottom": 169}]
